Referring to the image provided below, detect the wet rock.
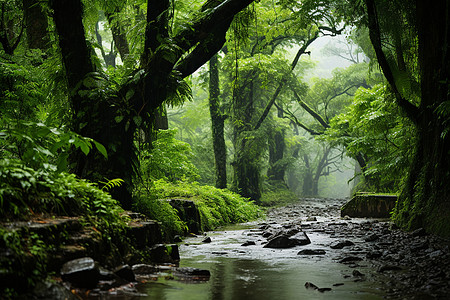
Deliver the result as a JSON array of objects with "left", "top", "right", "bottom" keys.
[
  {"left": 241, "top": 241, "right": 256, "bottom": 246},
  {"left": 174, "top": 235, "right": 183, "bottom": 243},
  {"left": 352, "top": 270, "right": 365, "bottom": 277},
  {"left": 167, "top": 199, "right": 202, "bottom": 234},
  {"left": 149, "top": 244, "right": 179, "bottom": 263},
  {"left": 333, "top": 283, "right": 344, "bottom": 286},
  {"left": 306, "top": 216, "right": 317, "bottom": 221},
  {"left": 297, "top": 249, "right": 326, "bottom": 255},
  {"left": 305, "top": 282, "right": 319, "bottom": 290},
  {"left": 202, "top": 237, "right": 212, "bottom": 243},
  {"left": 127, "top": 220, "right": 163, "bottom": 249},
  {"left": 264, "top": 232, "right": 311, "bottom": 248},
  {"left": 366, "top": 250, "right": 383, "bottom": 259},
  {"left": 378, "top": 264, "right": 402, "bottom": 272},
  {"left": 60, "top": 257, "right": 100, "bottom": 288},
  {"left": 330, "top": 240, "right": 354, "bottom": 249},
  {"left": 174, "top": 267, "right": 211, "bottom": 281},
  {"left": 114, "top": 264, "right": 135, "bottom": 282},
  {"left": 305, "top": 282, "right": 331, "bottom": 292},
  {"left": 132, "top": 264, "right": 158, "bottom": 276},
  {"left": 364, "top": 233, "right": 379, "bottom": 242}
]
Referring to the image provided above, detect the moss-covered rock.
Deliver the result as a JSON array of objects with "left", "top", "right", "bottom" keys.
[{"left": 341, "top": 194, "right": 397, "bottom": 218}]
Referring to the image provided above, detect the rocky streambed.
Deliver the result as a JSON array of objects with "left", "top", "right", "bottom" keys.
[{"left": 144, "top": 198, "right": 450, "bottom": 299}]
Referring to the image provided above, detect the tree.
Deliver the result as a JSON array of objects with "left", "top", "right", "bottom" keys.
[
  {"left": 50, "top": 0, "right": 256, "bottom": 209},
  {"left": 361, "top": 0, "right": 450, "bottom": 236},
  {"left": 209, "top": 54, "right": 227, "bottom": 188}
]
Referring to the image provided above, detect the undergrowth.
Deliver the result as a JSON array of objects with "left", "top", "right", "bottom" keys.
[{"left": 134, "top": 179, "right": 263, "bottom": 236}]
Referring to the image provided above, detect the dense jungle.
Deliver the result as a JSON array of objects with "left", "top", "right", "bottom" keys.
[{"left": 1, "top": 0, "right": 450, "bottom": 298}]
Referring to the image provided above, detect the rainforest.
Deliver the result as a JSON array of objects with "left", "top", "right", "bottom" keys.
[{"left": 1, "top": 0, "right": 450, "bottom": 299}]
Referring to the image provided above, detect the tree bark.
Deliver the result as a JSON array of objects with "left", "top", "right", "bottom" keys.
[
  {"left": 23, "top": 0, "right": 49, "bottom": 50},
  {"left": 209, "top": 54, "right": 227, "bottom": 189}
]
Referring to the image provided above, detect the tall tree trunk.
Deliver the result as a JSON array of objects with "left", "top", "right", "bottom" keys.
[
  {"left": 53, "top": 0, "right": 135, "bottom": 209},
  {"left": 209, "top": 54, "right": 227, "bottom": 189},
  {"left": 267, "top": 128, "right": 286, "bottom": 182},
  {"left": 232, "top": 81, "right": 261, "bottom": 201},
  {"left": 23, "top": 0, "right": 49, "bottom": 50},
  {"left": 302, "top": 154, "right": 313, "bottom": 196},
  {"left": 394, "top": 0, "right": 450, "bottom": 236}
]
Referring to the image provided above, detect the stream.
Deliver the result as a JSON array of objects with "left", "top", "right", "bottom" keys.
[{"left": 136, "top": 198, "right": 389, "bottom": 299}]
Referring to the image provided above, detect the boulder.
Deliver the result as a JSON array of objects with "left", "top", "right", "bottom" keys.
[
  {"left": 167, "top": 199, "right": 202, "bottom": 234},
  {"left": 114, "top": 264, "right": 135, "bottom": 282},
  {"left": 297, "top": 249, "right": 326, "bottom": 255},
  {"left": 264, "top": 232, "right": 311, "bottom": 248},
  {"left": 341, "top": 194, "right": 397, "bottom": 218},
  {"left": 330, "top": 240, "right": 354, "bottom": 249},
  {"left": 60, "top": 257, "right": 100, "bottom": 288}
]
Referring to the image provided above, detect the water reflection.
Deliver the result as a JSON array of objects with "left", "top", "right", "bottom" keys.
[
  {"left": 139, "top": 255, "right": 384, "bottom": 300},
  {"left": 138, "top": 222, "right": 385, "bottom": 300}
]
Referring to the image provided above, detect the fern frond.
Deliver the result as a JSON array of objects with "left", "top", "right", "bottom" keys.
[{"left": 100, "top": 178, "right": 125, "bottom": 191}]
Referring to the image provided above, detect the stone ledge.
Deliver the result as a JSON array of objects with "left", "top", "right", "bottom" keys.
[{"left": 341, "top": 194, "right": 397, "bottom": 218}]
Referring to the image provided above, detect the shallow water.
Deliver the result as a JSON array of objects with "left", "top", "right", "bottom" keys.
[{"left": 137, "top": 220, "right": 386, "bottom": 300}]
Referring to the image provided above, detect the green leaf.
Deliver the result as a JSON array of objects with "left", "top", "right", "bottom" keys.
[
  {"left": 114, "top": 115, "right": 124, "bottom": 123},
  {"left": 93, "top": 141, "right": 108, "bottom": 159}
]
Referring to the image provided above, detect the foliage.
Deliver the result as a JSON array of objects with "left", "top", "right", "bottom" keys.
[
  {"left": 325, "top": 84, "right": 415, "bottom": 192},
  {"left": 135, "top": 180, "right": 262, "bottom": 234},
  {"left": 139, "top": 129, "right": 199, "bottom": 184},
  {"left": 1, "top": 118, "right": 107, "bottom": 172}
]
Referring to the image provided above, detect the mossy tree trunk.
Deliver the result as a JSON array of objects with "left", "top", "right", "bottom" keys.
[
  {"left": 232, "top": 81, "right": 262, "bottom": 201},
  {"left": 209, "top": 54, "right": 227, "bottom": 189}
]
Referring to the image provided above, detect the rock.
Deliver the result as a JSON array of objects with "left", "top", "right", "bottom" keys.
[
  {"left": 340, "top": 194, "right": 397, "bottom": 218},
  {"left": 60, "top": 257, "right": 100, "bottom": 288},
  {"left": 364, "top": 233, "right": 379, "bottom": 242},
  {"left": 127, "top": 220, "right": 163, "bottom": 249},
  {"left": 297, "top": 249, "right": 326, "bottom": 255},
  {"left": 264, "top": 232, "right": 311, "bottom": 248},
  {"left": 132, "top": 264, "right": 158, "bottom": 275},
  {"left": 330, "top": 240, "right": 354, "bottom": 249},
  {"left": 366, "top": 250, "right": 383, "bottom": 259},
  {"left": 202, "top": 237, "right": 212, "bottom": 243},
  {"left": 114, "top": 265, "right": 135, "bottom": 282},
  {"left": 378, "top": 264, "right": 402, "bottom": 272},
  {"left": 333, "top": 283, "right": 344, "bottom": 286},
  {"left": 306, "top": 216, "right": 317, "bottom": 221},
  {"left": 305, "top": 282, "right": 319, "bottom": 290},
  {"left": 352, "top": 270, "right": 365, "bottom": 277},
  {"left": 174, "top": 267, "right": 211, "bottom": 281},
  {"left": 174, "top": 235, "right": 183, "bottom": 243},
  {"left": 167, "top": 199, "right": 202, "bottom": 234},
  {"left": 318, "top": 288, "right": 332, "bottom": 292},
  {"left": 241, "top": 241, "right": 256, "bottom": 246},
  {"left": 149, "top": 244, "right": 179, "bottom": 263}
]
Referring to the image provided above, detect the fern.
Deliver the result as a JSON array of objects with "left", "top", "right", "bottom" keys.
[{"left": 99, "top": 178, "right": 125, "bottom": 192}]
